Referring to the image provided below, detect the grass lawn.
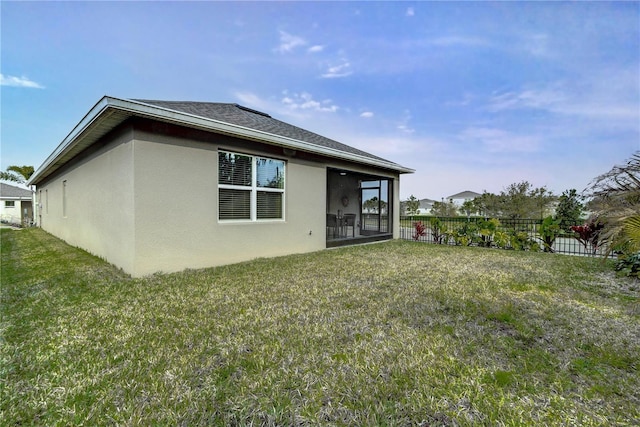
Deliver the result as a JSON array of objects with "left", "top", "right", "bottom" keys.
[{"left": 2, "top": 228, "right": 639, "bottom": 426}]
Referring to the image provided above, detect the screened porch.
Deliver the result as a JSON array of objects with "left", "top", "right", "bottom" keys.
[{"left": 326, "top": 168, "right": 393, "bottom": 247}]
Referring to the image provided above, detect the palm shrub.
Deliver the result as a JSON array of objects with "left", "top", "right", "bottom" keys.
[
  {"left": 0, "top": 165, "right": 34, "bottom": 183},
  {"left": 539, "top": 216, "right": 562, "bottom": 253},
  {"left": 451, "top": 222, "right": 477, "bottom": 246},
  {"left": 585, "top": 152, "right": 640, "bottom": 261},
  {"left": 477, "top": 218, "right": 500, "bottom": 247},
  {"left": 615, "top": 251, "right": 640, "bottom": 277},
  {"left": 429, "top": 217, "right": 448, "bottom": 244},
  {"left": 509, "top": 231, "right": 540, "bottom": 251}
]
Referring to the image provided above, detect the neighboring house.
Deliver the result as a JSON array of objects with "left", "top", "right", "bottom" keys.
[
  {"left": 417, "top": 198, "right": 436, "bottom": 215},
  {"left": 28, "top": 96, "right": 413, "bottom": 277},
  {"left": 0, "top": 183, "right": 33, "bottom": 226},
  {"left": 446, "top": 190, "right": 481, "bottom": 205}
]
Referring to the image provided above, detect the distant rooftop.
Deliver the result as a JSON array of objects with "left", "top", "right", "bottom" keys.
[
  {"left": 447, "top": 190, "right": 481, "bottom": 200},
  {"left": 1, "top": 182, "right": 32, "bottom": 198}
]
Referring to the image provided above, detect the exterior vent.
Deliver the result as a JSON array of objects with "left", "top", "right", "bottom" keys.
[{"left": 235, "top": 104, "right": 271, "bottom": 118}]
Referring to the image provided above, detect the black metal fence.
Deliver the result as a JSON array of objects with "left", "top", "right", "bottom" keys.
[{"left": 400, "top": 216, "right": 606, "bottom": 257}]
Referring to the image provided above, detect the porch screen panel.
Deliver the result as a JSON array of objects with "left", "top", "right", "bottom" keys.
[
  {"left": 360, "top": 178, "right": 391, "bottom": 234},
  {"left": 380, "top": 180, "right": 389, "bottom": 232}
]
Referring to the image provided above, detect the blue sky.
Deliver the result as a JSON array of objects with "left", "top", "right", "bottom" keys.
[{"left": 2, "top": 1, "right": 639, "bottom": 200}]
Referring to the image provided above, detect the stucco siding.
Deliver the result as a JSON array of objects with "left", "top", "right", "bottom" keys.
[
  {"left": 37, "top": 127, "right": 136, "bottom": 273},
  {"left": 32, "top": 116, "right": 404, "bottom": 277},
  {"left": 392, "top": 178, "right": 401, "bottom": 238},
  {"left": 131, "top": 132, "right": 327, "bottom": 276}
]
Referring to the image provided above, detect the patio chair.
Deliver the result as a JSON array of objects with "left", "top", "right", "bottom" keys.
[
  {"left": 343, "top": 213, "right": 356, "bottom": 237},
  {"left": 326, "top": 213, "right": 338, "bottom": 238}
]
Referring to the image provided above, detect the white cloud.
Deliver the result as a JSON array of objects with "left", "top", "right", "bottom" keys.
[
  {"left": 524, "top": 33, "right": 550, "bottom": 57},
  {"left": 397, "top": 111, "right": 414, "bottom": 134},
  {"left": 429, "top": 36, "right": 489, "bottom": 48},
  {"left": 488, "top": 78, "right": 640, "bottom": 123},
  {"left": 234, "top": 91, "right": 340, "bottom": 121},
  {"left": 0, "top": 74, "right": 44, "bottom": 89},
  {"left": 445, "top": 92, "right": 474, "bottom": 108},
  {"left": 360, "top": 111, "right": 374, "bottom": 118},
  {"left": 275, "top": 31, "right": 307, "bottom": 53},
  {"left": 488, "top": 87, "right": 567, "bottom": 112},
  {"left": 281, "top": 91, "right": 339, "bottom": 113},
  {"left": 308, "top": 45, "right": 324, "bottom": 53},
  {"left": 459, "top": 127, "right": 540, "bottom": 153},
  {"left": 234, "top": 91, "right": 275, "bottom": 113},
  {"left": 406, "top": 7, "right": 415, "bottom": 17},
  {"left": 321, "top": 61, "right": 352, "bottom": 79}
]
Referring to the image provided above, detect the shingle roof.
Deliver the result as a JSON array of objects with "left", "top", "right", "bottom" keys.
[
  {"left": 29, "top": 96, "right": 413, "bottom": 186},
  {"left": 134, "top": 100, "right": 390, "bottom": 163},
  {"left": 0, "top": 183, "right": 32, "bottom": 198}
]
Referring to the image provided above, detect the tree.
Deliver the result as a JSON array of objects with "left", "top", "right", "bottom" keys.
[
  {"left": 405, "top": 195, "right": 420, "bottom": 215},
  {"left": 363, "top": 196, "right": 379, "bottom": 213},
  {"left": 500, "top": 181, "right": 555, "bottom": 219},
  {"left": 472, "top": 181, "right": 556, "bottom": 219},
  {"left": 472, "top": 192, "right": 502, "bottom": 217},
  {"left": 431, "top": 199, "right": 458, "bottom": 217},
  {"left": 555, "top": 189, "right": 584, "bottom": 231},
  {"left": 459, "top": 199, "right": 476, "bottom": 217},
  {"left": 539, "top": 216, "right": 562, "bottom": 252},
  {"left": 0, "top": 165, "right": 34, "bottom": 184},
  {"left": 585, "top": 152, "right": 640, "bottom": 256}
]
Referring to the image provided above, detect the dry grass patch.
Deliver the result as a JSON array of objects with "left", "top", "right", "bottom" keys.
[{"left": 2, "top": 228, "right": 639, "bottom": 426}]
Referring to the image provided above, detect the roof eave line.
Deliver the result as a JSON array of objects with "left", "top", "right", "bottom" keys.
[
  {"left": 29, "top": 96, "right": 414, "bottom": 185},
  {"left": 28, "top": 96, "right": 114, "bottom": 185}
]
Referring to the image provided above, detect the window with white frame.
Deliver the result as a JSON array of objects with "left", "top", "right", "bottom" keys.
[
  {"left": 218, "top": 151, "right": 285, "bottom": 221},
  {"left": 5, "top": 201, "right": 15, "bottom": 208}
]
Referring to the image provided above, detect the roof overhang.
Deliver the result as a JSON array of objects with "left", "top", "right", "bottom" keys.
[
  {"left": 1, "top": 196, "right": 32, "bottom": 200},
  {"left": 28, "top": 96, "right": 414, "bottom": 186}
]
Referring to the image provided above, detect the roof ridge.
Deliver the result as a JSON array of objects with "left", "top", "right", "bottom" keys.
[{"left": 133, "top": 99, "right": 234, "bottom": 106}]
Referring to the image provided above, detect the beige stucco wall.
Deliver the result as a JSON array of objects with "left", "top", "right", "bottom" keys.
[
  {"left": 392, "top": 178, "right": 401, "bottom": 238},
  {"left": 34, "top": 120, "right": 403, "bottom": 277},
  {"left": 130, "top": 130, "right": 327, "bottom": 276},
  {"left": 36, "top": 127, "right": 136, "bottom": 274}
]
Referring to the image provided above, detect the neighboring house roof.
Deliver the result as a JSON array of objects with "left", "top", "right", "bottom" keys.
[
  {"left": 418, "top": 198, "right": 436, "bottom": 209},
  {"left": 447, "top": 190, "right": 481, "bottom": 200},
  {"left": 0, "top": 183, "right": 32, "bottom": 199},
  {"left": 29, "top": 96, "right": 414, "bottom": 186}
]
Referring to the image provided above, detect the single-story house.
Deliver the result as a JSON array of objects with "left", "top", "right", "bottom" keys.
[
  {"left": 417, "top": 198, "right": 437, "bottom": 215},
  {"left": 28, "top": 96, "right": 413, "bottom": 277},
  {"left": 0, "top": 182, "right": 33, "bottom": 226},
  {"left": 446, "top": 190, "right": 481, "bottom": 204}
]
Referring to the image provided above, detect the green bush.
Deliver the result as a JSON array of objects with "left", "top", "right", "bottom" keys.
[
  {"left": 539, "top": 216, "right": 562, "bottom": 253},
  {"left": 509, "top": 231, "right": 540, "bottom": 251},
  {"left": 616, "top": 252, "right": 640, "bottom": 277},
  {"left": 451, "top": 222, "right": 477, "bottom": 246}
]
